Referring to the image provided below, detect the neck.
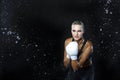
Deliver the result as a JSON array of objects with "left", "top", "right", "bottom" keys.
[
  {"left": 77, "top": 38, "right": 84, "bottom": 44},
  {"left": 72, "top": 37, "right": 84, "bottom": 43}
]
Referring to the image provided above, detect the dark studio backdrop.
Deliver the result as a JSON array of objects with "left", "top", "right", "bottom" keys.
[{"left": 0, "top": 0, "right": 120, "bottom": 80}]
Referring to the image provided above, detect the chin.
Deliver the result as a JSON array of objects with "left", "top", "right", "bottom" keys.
[{"left": 74, "top": 38, "right": 80, "bottom": 41}]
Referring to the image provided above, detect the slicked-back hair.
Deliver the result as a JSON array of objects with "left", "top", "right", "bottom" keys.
[{"left": 71, "top": 20, "right": 85, "bottom": 32}]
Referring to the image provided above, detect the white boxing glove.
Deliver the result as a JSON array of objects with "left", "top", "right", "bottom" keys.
[{"left": 66, "top": 41, "right": 78, "bottom": 60}]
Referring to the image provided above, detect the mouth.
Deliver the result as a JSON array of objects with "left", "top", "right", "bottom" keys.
[{"left": 75, "top": 36, "right": 79, "bottom": 38}]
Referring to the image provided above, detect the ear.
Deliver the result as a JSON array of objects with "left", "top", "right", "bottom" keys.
[
  {"left": 83, "top": 32, "right": 85, "bottom": 35},
  {"left": 71, "top": 29, "right": 72, "bottom": 33}
]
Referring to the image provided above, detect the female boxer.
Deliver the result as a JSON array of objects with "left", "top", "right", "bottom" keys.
[{"left": 63, "top": 20, "right": 94, "bottom": 80}]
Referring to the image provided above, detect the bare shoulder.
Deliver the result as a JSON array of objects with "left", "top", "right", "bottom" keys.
[
  {"left": 82, "top": 40, "right": 93, "bottom": 53},
  {"left": 64, "top": 37, "right": 72, "bottom": 47},
  {"left": 84, "top": 40, "right": 93, "bottom": 49},
  {"left": 86, "top": 40, "right": 93, "bottom": 46}
]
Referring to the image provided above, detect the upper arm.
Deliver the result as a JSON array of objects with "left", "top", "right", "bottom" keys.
[
  {"left": 64, "top": 40, "right": 67, "bottom": 59},
  {"left": 64, "top": 38, "right": 71, "bottom": 59},
  {"left": 80, "top": 40, "right": 93, "bottom": 60}
]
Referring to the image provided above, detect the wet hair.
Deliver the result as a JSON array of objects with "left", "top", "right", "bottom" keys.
[{"left": 71, "top": 20, "right": 85, "bottom": 32}]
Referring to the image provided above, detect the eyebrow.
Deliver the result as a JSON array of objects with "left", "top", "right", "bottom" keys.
[
  {"left": 78, "top": 30, "right": 82, "bottom": 32},
  {"left": 72, "top": 29, "right": 81, "bottom": 31}
]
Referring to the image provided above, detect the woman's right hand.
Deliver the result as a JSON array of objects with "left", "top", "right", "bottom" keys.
[{"left": 71, "top": 60, "right": 79, "bottom": 71}]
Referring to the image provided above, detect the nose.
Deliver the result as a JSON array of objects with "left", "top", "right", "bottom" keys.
[{"left": 76, "top": 32, "right": 78, "bottom": 35}]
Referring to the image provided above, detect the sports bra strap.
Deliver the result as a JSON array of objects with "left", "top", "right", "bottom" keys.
[
  {"left": 71, "top": 38, "right": 87, "bottom": 60},
  {"left": 77, "top": 39, "right": 87, "bottom": 59}
]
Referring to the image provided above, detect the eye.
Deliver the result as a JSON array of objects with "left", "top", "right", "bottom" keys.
[
  {"left": 72, "top": 30, "right": 76, "bottom": 32},
  {"left": 78, "top": 30, "right": 82, "bottom": 32}
]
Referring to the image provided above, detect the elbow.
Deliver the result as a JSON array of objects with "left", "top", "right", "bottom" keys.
[
  {"left": 63, "top": 59, "right": 66, "bottom": 66},
  {"left": 63, "top": 59, "right": 67, "bottom": 66},
  {"left": 63, "top": 58, "right": 70, "bottom": 68}
]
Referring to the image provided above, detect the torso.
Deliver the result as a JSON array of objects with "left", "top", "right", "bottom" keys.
[{"left": 66, "top": 37, "right": 92, "bottom": 68}]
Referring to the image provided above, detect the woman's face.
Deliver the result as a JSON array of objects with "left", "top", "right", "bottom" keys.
[{"left": 71, "top": 24, "right": 84, "bottom": 41}]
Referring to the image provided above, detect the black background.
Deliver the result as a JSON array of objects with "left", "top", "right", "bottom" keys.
[{"left": 0, "top": 0, "right": 120, "bottom": 80}]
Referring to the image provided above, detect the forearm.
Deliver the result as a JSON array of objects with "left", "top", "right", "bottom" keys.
[
  {"left": 78, "top": 42, "right": 93, "bottom": 68},
  {"left": 78, "top": 56, "right": 91, "bottom": 68},
  {"left": 78, "top": 59, "right": 85, "bottom": 68},
  {"left": 64, "top": 58, "right": 70, "bottom": 68}
]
